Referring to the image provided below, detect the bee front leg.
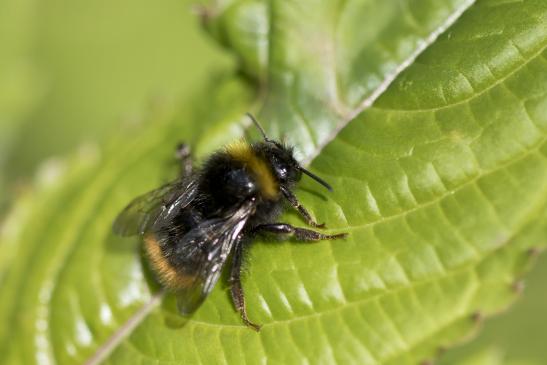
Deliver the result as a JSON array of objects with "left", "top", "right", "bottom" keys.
[
  {"left": 254, "top": 223, "right": 347, "bottom": 241},
  {"left": 280, "top": 186, "right": 325, "bottom": 228},
  {"left": 175, "top": 142, "right": 193, "bottom": 176},
  {"left": 229, "top": 241, "right": 261, "bottom": 332}
]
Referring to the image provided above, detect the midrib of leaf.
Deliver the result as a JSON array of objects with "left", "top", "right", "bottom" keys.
[
  {"left": 83, "top": 291, "right": 164, "bottom": 365},
  {"left": 301, "top": 0, "right": 476, "bottom": 164}
]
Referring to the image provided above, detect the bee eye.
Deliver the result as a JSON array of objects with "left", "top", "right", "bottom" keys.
[{"left": 271, "top": 158, "right": 287, "bottom": 179}]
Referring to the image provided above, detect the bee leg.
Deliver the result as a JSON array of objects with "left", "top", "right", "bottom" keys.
[
  {"left": 229, "top": 241, "right": 261, "bottom": 332},
  {"left": 175, "top": 142, "right": 193, "bottom": 176},
  {"left": 280, "top": 186, "right": 325, "bottom": 228},
  {"left": 254, "top": 223, "right": 347, "bottom": 241}
]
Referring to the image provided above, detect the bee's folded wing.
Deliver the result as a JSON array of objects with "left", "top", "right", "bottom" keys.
[
  {"left": 113, "top": 179, "right": 198, "bottom": 237},
  {"left": 149, "top": 200, "right": 256, "bottom": 315}
]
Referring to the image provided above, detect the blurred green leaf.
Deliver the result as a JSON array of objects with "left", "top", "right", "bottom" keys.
[
  {"left": 1, "top": 0, "right": 547, "bottom": 364},
  {"left": 0, "top": 0, "right": 43, "bottom": 209},
  {"left": 1, "top": 0, "right": 232, "bottom": 198}
]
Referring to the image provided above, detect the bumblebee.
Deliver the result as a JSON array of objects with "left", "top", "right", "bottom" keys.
[{"left": 113, "top": 113, "right": 347, "bottom": 330}]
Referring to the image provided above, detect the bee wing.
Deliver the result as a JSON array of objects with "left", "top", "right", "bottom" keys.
[
  {"left": 155, "top": 200, "right": 255, "bottom": 315},
  {"left": 113, "top": 178, "right": 199, "bottom": 237}
]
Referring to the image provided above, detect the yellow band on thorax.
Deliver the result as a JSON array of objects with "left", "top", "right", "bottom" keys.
[{"left": 225, "top": 141, "right": 278, "bottom": 199}]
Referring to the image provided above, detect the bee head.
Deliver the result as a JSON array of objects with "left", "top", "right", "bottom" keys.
[
  {"left": 257, "top": 142, "right": 302, "bottom": 187},
  {"left": 247, "top": 113, "right": 333, "bottom": 192}
]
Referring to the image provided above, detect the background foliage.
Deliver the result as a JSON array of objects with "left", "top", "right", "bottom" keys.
[{"left": 1, "top": 0, "right": 546, "bottom": 364}]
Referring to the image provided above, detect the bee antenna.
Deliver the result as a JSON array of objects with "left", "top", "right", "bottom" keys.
[
  {"left": 246, "top": 113, "right": 273, "bottom": 143},
  {"left": 299, "top": 167, "right": 333, "bottom": 192}
]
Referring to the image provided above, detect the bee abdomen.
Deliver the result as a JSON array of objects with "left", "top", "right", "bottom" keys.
[{"left": 144, "top": 234, "right": 195, "bottom": 290}]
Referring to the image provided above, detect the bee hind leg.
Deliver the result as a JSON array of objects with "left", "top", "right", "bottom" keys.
[
  {"left": 254, "top": 223, "right": 347, "bottom": 241},
  {"left": 229, "top": 241, "right": 261, "bottom": 332},
  {"left": 175, "top": 142, "right": 193, "bottom": 176}
]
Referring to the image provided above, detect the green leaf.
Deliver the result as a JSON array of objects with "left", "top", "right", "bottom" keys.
[{"left": 1, "top": 0, "right": 547, "bottom": 364}]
